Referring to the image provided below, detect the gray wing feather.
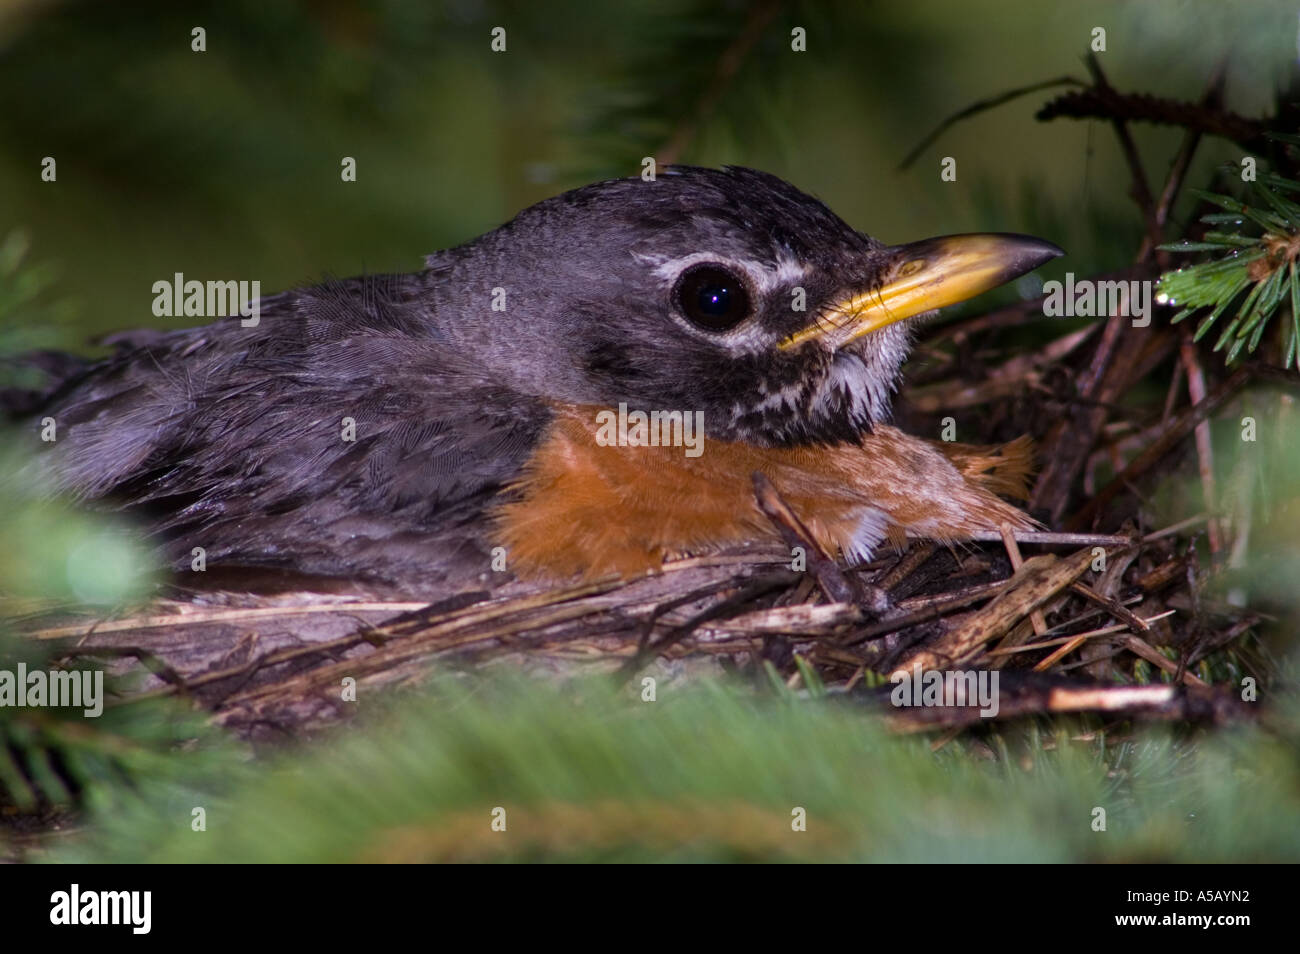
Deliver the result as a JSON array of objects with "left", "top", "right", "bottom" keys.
[{"left": 25, "top": 275, "right": 550, "bottom": 585}]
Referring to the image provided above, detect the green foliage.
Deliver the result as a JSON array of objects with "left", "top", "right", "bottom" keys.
[
  {"left": 0, "top": 228, "right": 159, "bottom": 605},
  {"left": 0, "top": 230, "right": 79, "bottom": 389},
  {"left": 48, "top": 671, "right": 1300, "bottom": 863},
  {"left": 0, "top": 629, "right": 238, "bottom": 827},
  {"left": 0, "top": 440, "right": 157, "bottom": 606},
  {"left": 571, "top": 0, "right": 834, "bottom": 177},
  {"left": 1158, "top": 163, "right": 1300, "bottom": 366},
  {"left": 0, "top": 495, "right": 153, "bottom": 609},
  {"left": 0, "top": 237, "right": 194, "bottom": 833}
]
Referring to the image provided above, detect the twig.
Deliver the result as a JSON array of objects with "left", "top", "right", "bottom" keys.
[
  {"left": 1123, "top": 633, "right": 1208, "bottom": 688},
  {"left": 657, "top": 0, "right": 783, "bottom": 165},
  {"left": 1068, "top": 367, "right": 1251, "bottom": 530},
  {"left": 888, "top": 548, "right": 1096, "bottom": 672},
  {"left": 23, "top": 601, "right": 434, "bottom": 642},
  {"left": 986, "top": 609, "right": 1177, "bottom": 657},
  {"left": 839, "top": 579, "right": 1013, "bottom": 648},
  {"left": 1029, "top": 293, "right": 1165, "bottom": 523},
  {"left": 1036, "top": 84, "right": 1267, "bottom": 153},
  {"left": 752, "top": 471, "right": 867, "bottom": 606},
  {"left": 884, "top": 681, "right": 1251, "bottom": 733},
  {"left": 1084, "top": 54, "right": 1158, "bottom": 245},
  {"left": 898, "top": 76, "right": 1084, "bottom": 170},
  {"left": 1180, "top": 332, "right": 1223, "bottom": 553},
  {"left": 1134, "top": 63, "right": 1225, "bottom": 262},
  {"left": 873, "top": 543, "right": 936, "bottom": 591},
  {"left": 960, "top": 530, "right": 1131, "bottom": 546},
  {"left": 618, "top": 573, "right": 794, "bottom": 678},
  {"left": 1141, "top": 513, "right": 1209, "bottom": 543},
  {"left": 999, "top": 523, "right": 1047, "bottom": 637}
]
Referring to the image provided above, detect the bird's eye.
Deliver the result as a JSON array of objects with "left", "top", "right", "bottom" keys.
[{"left": 674, "top": 264, "right": 752, "bottom": 332}]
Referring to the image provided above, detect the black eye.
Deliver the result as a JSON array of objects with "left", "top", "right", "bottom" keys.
[{"left": 674, "top": 264, "right": 752, "bottom": 332}]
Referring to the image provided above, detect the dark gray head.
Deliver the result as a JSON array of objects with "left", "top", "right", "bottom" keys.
[{"left": 425, "top": 166, "right": 1061, "bottom": 446}]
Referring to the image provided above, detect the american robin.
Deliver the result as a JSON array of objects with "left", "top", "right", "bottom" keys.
[{"left": 11, "top": 167, "right": 1060, "bottom": 591}]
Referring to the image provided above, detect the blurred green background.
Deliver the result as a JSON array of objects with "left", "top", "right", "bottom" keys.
[{"left": 2, "top": 0, "right": 1297, "bottom": 348}]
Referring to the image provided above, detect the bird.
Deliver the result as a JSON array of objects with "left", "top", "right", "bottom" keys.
[{"left": 7, "top": 166, "right": 1061, "bottom": 593}]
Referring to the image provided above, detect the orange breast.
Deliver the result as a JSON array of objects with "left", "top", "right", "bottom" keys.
[{"left": 494, "top": 404, "right": 1036, "bottom": 579}]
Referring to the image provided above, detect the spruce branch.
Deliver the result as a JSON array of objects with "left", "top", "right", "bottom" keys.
[{"left": 1158, "top": 169, "right": 1300, "bottom": 368}]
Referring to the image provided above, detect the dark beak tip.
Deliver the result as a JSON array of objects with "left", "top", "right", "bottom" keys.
[
  {"left": 1009, "top": 234, "right": 1065, "bottom": 272},
  {"left": 1037, "top": 238, "right": 1067, "bottom": 262}
]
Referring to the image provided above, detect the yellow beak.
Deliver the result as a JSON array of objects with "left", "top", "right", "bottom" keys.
[{"left": 780, "top": 232, "right": 1063, "bottom": 350}]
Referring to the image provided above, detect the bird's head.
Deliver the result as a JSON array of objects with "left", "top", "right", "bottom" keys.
[{"left": 431, "top": 166, "right": 1061, "bottom": 446}]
